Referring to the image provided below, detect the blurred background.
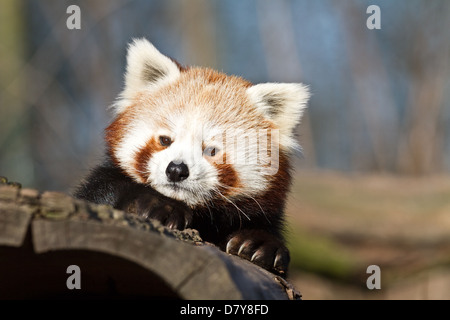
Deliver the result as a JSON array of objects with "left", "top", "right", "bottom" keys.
[{"left": 1, "top": 0, "right": 450, "bottom": 299}]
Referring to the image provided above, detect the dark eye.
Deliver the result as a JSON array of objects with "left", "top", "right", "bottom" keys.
[
  {"left": 203, "top": 146, "right": 218, "bottom": 157},
  {"left": 159, "top": 136, "right": 172, "bottom": 146}
]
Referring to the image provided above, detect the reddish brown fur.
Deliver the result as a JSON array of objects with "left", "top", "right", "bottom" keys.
[
  {"left": 236, "top": 150, "right": 291, "bottom": 216},
  {"left": 139, "top": 67, "right": 265, "bottom": 130},
  {"left": 134, "top": 137, "right": 165, "bottom": 182},
  {"left": 215, "top": 159, "right": 241, "bottom": 197},
  {"left": 105, "top": 111, "right": 132, "bottom": 166}
]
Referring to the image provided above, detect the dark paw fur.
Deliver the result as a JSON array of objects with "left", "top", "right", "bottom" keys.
[
  {"left": 224, "top": 229, "right": 290, "bottom": 276},
  {"left": 122, "top": 192, "right": 193, "bottom": 230}
]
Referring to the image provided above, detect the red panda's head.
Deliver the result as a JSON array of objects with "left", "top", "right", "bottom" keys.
[{"left": 106, "top": 39, "right": 310, "bottom": 208}]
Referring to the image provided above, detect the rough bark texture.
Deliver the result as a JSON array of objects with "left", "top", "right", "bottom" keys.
[{"left": 0, "top": 177, "right": 301, "bottom": 300}]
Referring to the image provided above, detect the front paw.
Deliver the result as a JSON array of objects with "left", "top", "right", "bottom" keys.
[
  {"left": 225, "top": 230, "right": 290, "bottom": 276},
  {"left": 124, "top": 192, "right": 193, "bottom": 230}
]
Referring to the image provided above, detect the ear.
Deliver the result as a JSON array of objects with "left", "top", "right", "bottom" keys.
[
  {"left": 114, "top": 38, "right": 181, "bottom": 114},
  {"left": 247, "top": 83, "right": 310, "bottom": 149}
]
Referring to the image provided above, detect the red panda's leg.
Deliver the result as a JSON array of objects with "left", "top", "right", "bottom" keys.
[
  {"left": 127, "top": 190, "right": 193, "bottom": 230},
  {"left": 74, "top": 160, "right": 193, "bottom": 230},
  {"left": 224, "top": 229, "right": 290, "bottom": 277}
]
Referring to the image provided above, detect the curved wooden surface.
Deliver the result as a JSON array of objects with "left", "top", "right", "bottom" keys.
[{"left": 0, "top": 179, "right": 301, "bottom": 300}]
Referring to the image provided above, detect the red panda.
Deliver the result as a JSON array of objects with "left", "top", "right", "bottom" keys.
[{"left": 74, "top": 38, "right": 310, "bottom": 276}]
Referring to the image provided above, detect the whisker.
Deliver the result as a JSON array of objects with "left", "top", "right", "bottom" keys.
[
  {"left": 203, "top": 201, "right": 217, "bottom": 232},
  {"left": 213, "top": 187, "right": 250, "bottom": 221},
  {"left": 247, "top": 195, "right": 270, "bottom": 224},
  {"left": 212, "top": 183, "right": 270, "bottom": 224}
]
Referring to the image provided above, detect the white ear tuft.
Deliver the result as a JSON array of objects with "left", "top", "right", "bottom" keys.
[
  {"left": 113, "top": 38, "right": 181, "bottom": 114},
  {"left": 247, "top": 83, "right": 310, "bottom": 149}
]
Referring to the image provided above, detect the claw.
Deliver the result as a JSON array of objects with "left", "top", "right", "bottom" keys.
[
  {"left": 237, "top": 240, "right": 252, "bottom": 256},
  {"left": 251, "top": 249, "right": 263, "bottom": 262},
  {"left": 273, "top": 248, "right": 289, "bottom": 274},
  {"left": 224, "top": 230, "right": 289, "bottom": 276},
  {"left": 225, "top": 239, "right": 234, "bottom": 254},
  {"left": 167, "top": 221, "right": 175, "bottom": 229},
  {"left": 273, "top": 252, "right": 282, "bottom": 268}
]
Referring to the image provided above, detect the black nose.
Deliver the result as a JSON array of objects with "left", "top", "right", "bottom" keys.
[{"left": 166, "top": 161, "right": 189, "bottom": 182}]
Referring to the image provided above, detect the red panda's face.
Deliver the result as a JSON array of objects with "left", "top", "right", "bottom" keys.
[{"left": 106, "top": 39, "right": 310, "bottom": 208}]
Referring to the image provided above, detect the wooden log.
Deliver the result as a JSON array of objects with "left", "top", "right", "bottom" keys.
[{"left": 0, "top": 177, "right": 301, "bottom": 299}]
